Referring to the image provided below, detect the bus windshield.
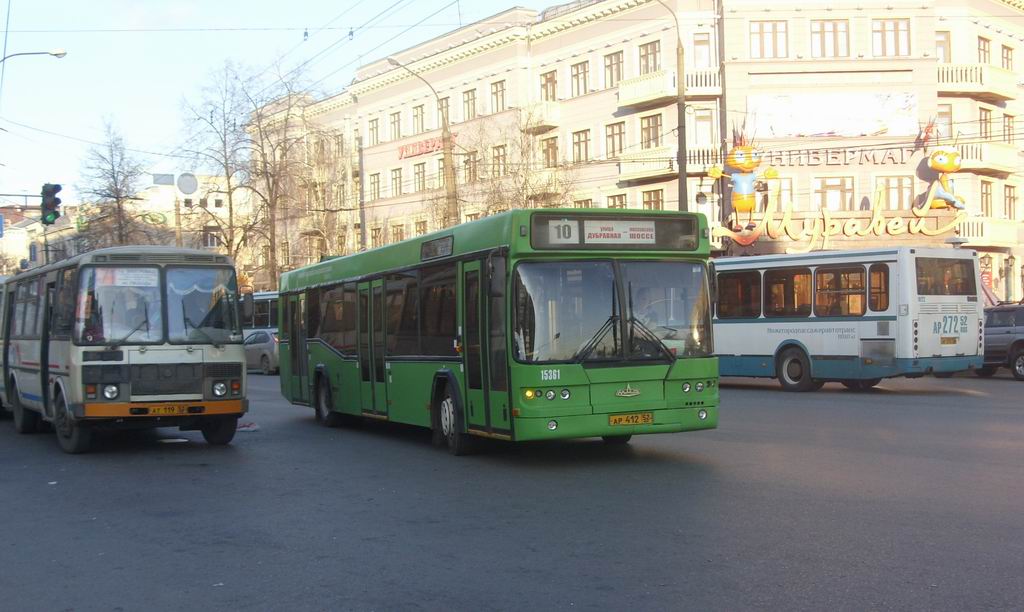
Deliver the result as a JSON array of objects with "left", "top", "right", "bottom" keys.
[
  {"left": 166, "top": 267, "right": 243, "bottom": 344},
  {"left": 75, "top": 267, "right": 164, "bottom": 345},
  {"left": 915, "top": 257, "right": 976, "bottom": 296},
  {"left": 513, "top": 260, "right": 711, "bottom": 363}
]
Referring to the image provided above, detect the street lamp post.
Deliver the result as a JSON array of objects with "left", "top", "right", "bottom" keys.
[
  {"left": 0, "top": 48, "right": 67, "bottom": 64},
  {"left": 1005, "top": 254, "right": 1016, "bottom": 302},
  {"left": 654, "top": 0, "right": 687, "bottom": 212},
  {"left": 387, "top": 57, "right": 459, "bottom": 227}
]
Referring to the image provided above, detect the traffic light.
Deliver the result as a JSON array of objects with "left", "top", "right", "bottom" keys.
[{"left": 41, "top": 183, "right": 62, "bottom": 225}]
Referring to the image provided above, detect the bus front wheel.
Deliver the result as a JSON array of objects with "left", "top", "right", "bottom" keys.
[
  {"left": 54, "top": 393, "right": 93, "bottom": 454},
  {"left": 201, "top": 416, "right": 238, "bottom": 445},
  {"left": 776, "top": 348, "right": 817, "bottom": 392},
  {"left": 437, "top": 388, "right": 474, "bottom": 456},
  {"left": 11, "top": 384, "right": 41, "bottom": 434},
  {"left": 315, "top": 379, "right": 345, "bottom": 428}
]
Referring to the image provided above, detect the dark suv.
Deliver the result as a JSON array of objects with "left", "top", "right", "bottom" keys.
[{"left": 978, "top": 305, "right": 1024, "bottom": 380}]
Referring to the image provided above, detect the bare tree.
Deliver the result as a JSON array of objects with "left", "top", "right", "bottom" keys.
[
  {"left": 179, "top": 61, "right": 265, "bottom": 263},
  {"left": 80, "top": 121, "right": 148, "bottom": 245}
]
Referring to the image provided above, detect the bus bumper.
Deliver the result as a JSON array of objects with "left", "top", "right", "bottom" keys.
[
  {"left": 894, "top": 356, "right": 983, "bottom": 376},
  {"left": 72, "top": 399, "right": 248, "bottom": 419},
  {"left": 512, "top": 405, "right": 718, "bottom": 441}
]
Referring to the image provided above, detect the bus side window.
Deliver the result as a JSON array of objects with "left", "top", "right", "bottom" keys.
[
  {"left": 763, "top": 267, "right": 811, "bottom": 318},
  {"left": 52, "top": 268, "right": 77, "bottom": 337},
  {"left": 717, "top": 271, "right": 761, "bottom": 318},
  {"left": 869, "top": 264, "right": 889, "bottom": 312},
  {"left": 269, "top": 298, "right": 279, "bottom": 329},
  {"left": 12, "top": 282, "right": 27, "bottom": 338},
  {"left": 420, "top": 264, "right": 457, "bottom": 356},
  {"left": 280, "top": 299, "right": 292, "bottom": 341}
]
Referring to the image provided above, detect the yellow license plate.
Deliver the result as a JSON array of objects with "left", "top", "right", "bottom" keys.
[
  {"left": 940, "top": 337, "right": 958, "bottom": 345},
  {"left": 609, "top": 412, "right": 654, "bottom": 426},
  {"left": 149, "top": 405, "right": 189, "bottom": 416}
]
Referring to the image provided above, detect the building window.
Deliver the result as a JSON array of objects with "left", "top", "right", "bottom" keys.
[
  {"left": 768, "top": 177, "right": 796, "bottom": 210},
  {"left": 281, "top": 240, "right": 290, "bottom": 266},
  {"left": 540, "top": 70, "right": 557, "bottom": 101},
  {"left": 641, "top": 114, "right": 662, "bottom": 149},
  {"left": 492, "top": 145, "right": 508, "bottom": 176},
  {"left": 642, "top": 189, "right": 664, "bottom": 210},
  {"left": 876, "top": 176, "right": 914, "bottom": 210},
  {"left": 184, "top": 198, "right": 193, "bottom": 208},
  {"left": 1005, "top": 186, "right": 1018, "bottom": 220},
  {"left": 813, "top": 176, "right": 855, "bottom": 211},
  {"left": 571, "top": 61, "right": 590, "bottom": 97},
  {"left": 981, "top": 180, "right": 993, "bottom": 216},
  {"left": 750, "top": 21, "right": 787, "bottom": 59},
  {"left": 607, "top": 194, "right": 627, "bottom": 209},
  {"left": 462, "top": 89, "right": 476, "bottom": 121},
  {"left": 369, "top": 118, "right": 379, "bottom": 146},
  {"left": 604, "top": 51, "right": 623, "bottom": 88},
  {"left": 606, "top": 122, "right": 625, "bottom": 157},
  {"left": 978, "top": 37, "right": 991, "bottom": 64},
  {"left": 414, "top": 163, "right": 426, "bottom": 192},
  {"left": 463, "top": 151, "right": 478, "bottom": 183},
  {"left": 574, "top": 199, "right": 593, "bottom": 208},
  {"left": 413, "top": 105, "right": 424, "bottom": 134},
  {"left": 371, "top": 227, "right": 383, "bottom": 248},
  {"left": 369, "top": 173, "right": 381, "bottom": 201},
  {"left": 199, "top": 198, "right": 208, "bottom": 208},
  {"left": 438, "top": 97, "right": 449, "bottom": 127},
  {"left": 811, "top": 20, "right": 849, "bottom": 58},
  {"left": 639, "top": 40, "right": 661, "bottom": 74},
  {"left": 572, "top": 130, "right": 591, "bottom": 163},
  {"left": 872, "top": 19, "right": 910, "bottom": 57},
  {"left": 541, "top": 137, "right": 559, "bottom": 168},
  {"left": 694, "top": 109, "right": 714, "bottom": 145},
  {"left": 1004, "top": 115, "right": 1015, "bottom": 144},
  {"left": 936, "top": 31, "right": 951, "bottom": 63},
  {"left": 391, "top": 168, "right": 403, "bottom": 197},
  {"left": 437, "top": 159, "right": 446, "bottom": 188},
  {"left": 214, "top": 198, "right": 223, "bottom": 208},
  {"left": 202, "top": 227, "right": 222, "bottom": 248},
  {"left": 392, "top": 224, "right": 405, "bottom": 244},
  {"left": 390, "top": 111, "right": 401, "bottom": 141},
  {"left": 415, "top": 220, "right": 428, "bottom": 235},
  {"left": 936, "top": 104, "right": 952, "bottom": 139},
  {"left": 491, "top": 80, "right": 506, "bottom": 113},
  {"left": 980, "top": 108, "right": 992, "bottom": 140},
  {"left": 693, "top": 33, "right": 712, "bottom": 68},
  {"left": 1002, "top": 45, "right": 1014, "bottom": 71}
]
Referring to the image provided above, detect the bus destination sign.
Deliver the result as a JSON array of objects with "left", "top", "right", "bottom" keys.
[{"left": 531, "top": 214, "right": 697, "bottom": 251}]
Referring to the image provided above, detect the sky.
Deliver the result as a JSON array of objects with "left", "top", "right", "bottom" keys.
[{"left": 0, "top": 0, "right": 540, "bottom": 206}]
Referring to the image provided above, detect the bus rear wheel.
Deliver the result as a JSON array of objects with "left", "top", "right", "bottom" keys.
[
  {"left": 776, "top": 348, "right": 817, "bottom": 392},
  {"left": 11, "top": 385, "right": 41, "bottom": 434},
  {"left": 54, "top": 393, "right": 93, "bottom": 454},
  {"left": 201, "top": 416, "right": 238, "bottom": 445},
  {"left": 437, "top": 389, "right": 473, "bottom": 456}
]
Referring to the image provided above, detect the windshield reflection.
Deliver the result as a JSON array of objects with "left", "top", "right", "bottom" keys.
[
  {"left": 166, "top": 267, "right": 242, "bottom": 344},
  {"left": 621, "top": 261, "right": 712, "bottom": 358},
  {"left": 75, "top": 267, "right": 163, "bottom": 345}
]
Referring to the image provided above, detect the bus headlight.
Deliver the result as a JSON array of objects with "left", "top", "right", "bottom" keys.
[
  {"left": 213, "top": 382, "right": 228, "bottom": 397},
  {"left": 102, "top": 384, "right": 119, "bottom": 400},
  {"left": 682, "top": 382, "right": 691, "bottom": 393},
  {"left": 524, "top": 389, "right": 536, "bottom": 400}
]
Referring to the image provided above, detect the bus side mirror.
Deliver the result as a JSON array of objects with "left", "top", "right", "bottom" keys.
[{"left": 242, "top": 293, "right": 254, "bottom": 321}]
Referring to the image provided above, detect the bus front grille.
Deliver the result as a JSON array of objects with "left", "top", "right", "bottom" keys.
[{"left": 131, "top": 363, "right": 203, "bottom": 395}]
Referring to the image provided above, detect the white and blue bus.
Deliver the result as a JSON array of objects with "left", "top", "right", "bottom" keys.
[{"left": 713, "top": 247, "right": 984, "bottom": 391}]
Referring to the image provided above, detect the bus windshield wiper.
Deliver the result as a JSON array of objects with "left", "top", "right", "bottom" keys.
[
  {"left": 181, "top": 303, "right": 223, "bottom": 348},
  {"left": 573, "top": 314, "right": 619, "bottom": 363},
  {"left": 107, "top": 299, "right": 151, "bottom": 350},
  {"left": 629, "top": 316, "right": 675, "bottom": 361}
]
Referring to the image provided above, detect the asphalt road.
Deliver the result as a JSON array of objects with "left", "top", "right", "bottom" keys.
[{"left": 1, "top": 371, "right": 1022, "bottom": 611}]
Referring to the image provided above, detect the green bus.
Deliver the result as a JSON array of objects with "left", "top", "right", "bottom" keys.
[{"left": 278, "top": 209, "right": 718, "bottom": 454}]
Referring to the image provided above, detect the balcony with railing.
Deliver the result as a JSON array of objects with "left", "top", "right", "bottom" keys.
[
  {"left": 937, "top": 64, "right": 1020, "bottom": 101},
  {"left": 957, "top": 141, "right": 1021, "bottom": 176},
  {"left": 685, "top": 69, "right": 721, "bottom": 98},
  {"left": 618, "top": 70, "right": 676, "bottom": 109},
  {"left": 521, "top": 101, "right": 561, "bottom": 133},
  {"left": 617, "top": 146, "right": 677, "bottom": 182},
  {"left": 959, "top": 216, "right": 1023, "bottom": 249}
]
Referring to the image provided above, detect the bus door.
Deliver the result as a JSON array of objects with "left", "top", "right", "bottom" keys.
[
  {"left": 461, "top": 261, "right": 488, "bottom": 430},
  {"left": 289, "top": 293, "right": 310, "bottom": 404},
  {"left": 357, "top": 284, "right": 373, "bottom": 412},
  {"left": 370, "top": 279, "right": 388, "bottom": 416},
  {"left": 485, "top": 255, "right": 511, "bottom": 433},
  {"left": 40, "top": 276, "right": 57, "bottom": 418}
]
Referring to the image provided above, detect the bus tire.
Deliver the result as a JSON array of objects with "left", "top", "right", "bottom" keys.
[
  {"left": 602, "top": 435, "right": 632, "bottom": 445},
  {"left": 315, "top": 378, "right": 344, "bottom": 428},
  {"left": 974, "top": 366, "right": 997, "bottom": 378},
  {"left": 11, "top": 384, "right": 41, "bottom": 434},
  {"left": 841, "top": 380, "right": 863, "bottom": 391},
  {"left": 860, "top": 378, "right": 882, "bottom": 389},
  {"left": 437, "top": 387, "right": 474, "bottom": 456},
  {"left": 1010, "top": 347, "right": 1024, "bottom": 381},
  {"left": 54, "top": 392, "right": 93, "bottom": 454},
  {"left": 201, "top": 416, "right": 238, "bottom": 445},
  {"left": 776, "top": 347, "right": 815, "bottom": 392}
]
